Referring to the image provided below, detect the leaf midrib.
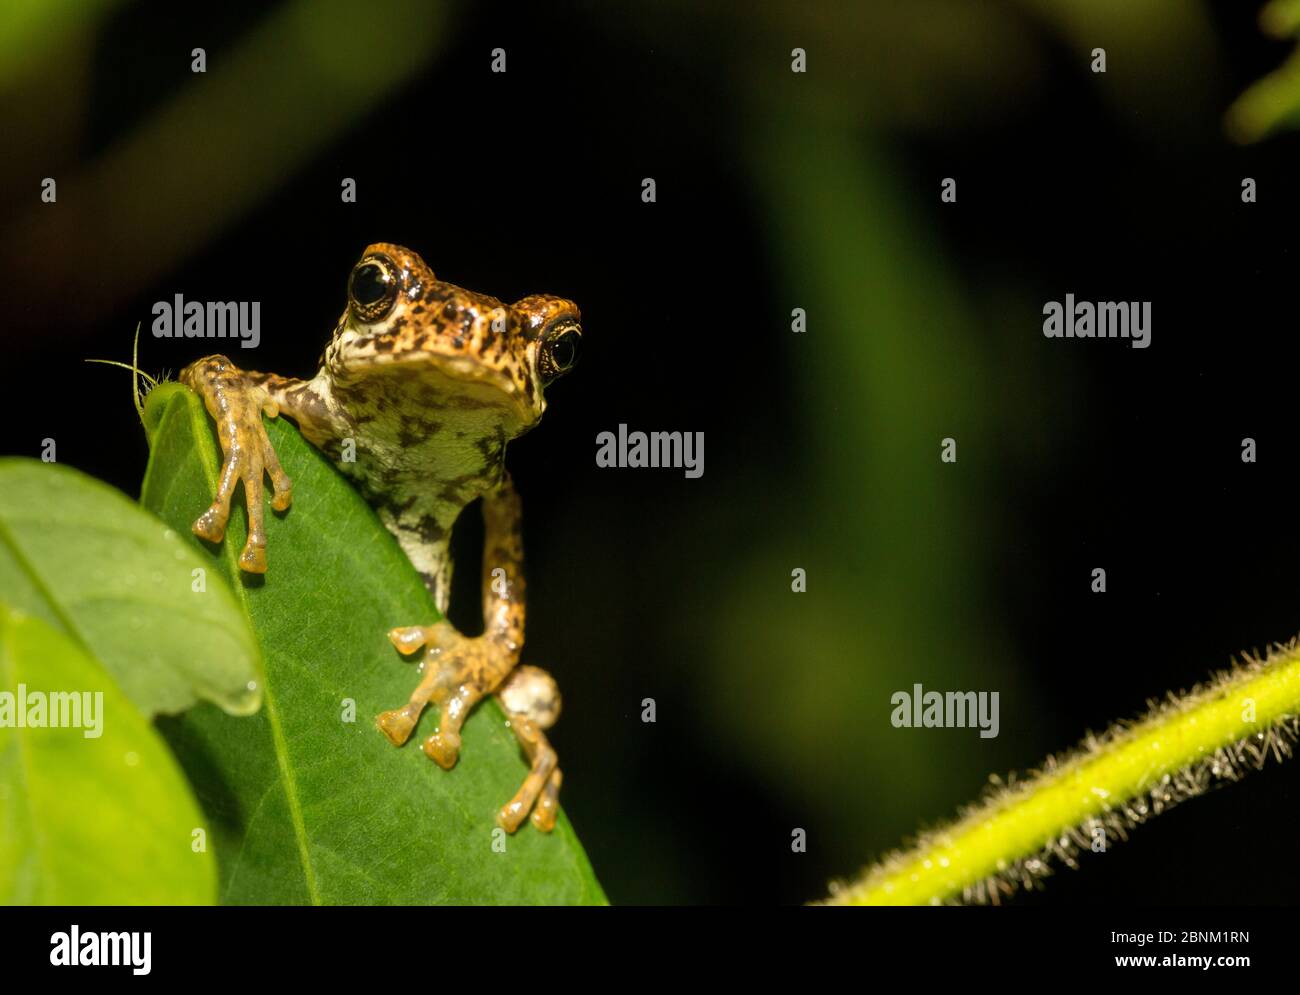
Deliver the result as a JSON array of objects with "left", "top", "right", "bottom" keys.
[
  {"left": 0, "top": 515, "right": 93, "bottom": 657},
  {"left": 168, "top": 392, "right": 323, "bottom": 906}
]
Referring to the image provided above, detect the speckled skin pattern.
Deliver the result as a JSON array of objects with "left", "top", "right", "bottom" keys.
[{"left": 179, "top": 243, "right": 581, "bottom": 832}]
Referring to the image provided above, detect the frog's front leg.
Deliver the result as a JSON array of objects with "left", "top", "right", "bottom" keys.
[
  {"left": 179, "top": 356, "right": 312, "bottom": 572},
  {"left": 375, "top": 475, "right": 565, "bottom": 833}
]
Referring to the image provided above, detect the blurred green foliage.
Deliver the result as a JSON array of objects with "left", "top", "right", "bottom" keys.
[
  {"left": 1228, "top": 0, "right": 1300, "bottom": 141},
  {"left": 0, "top": 460, "right": 261, "bottom": 716},
  {"left": 0, "top": 608, "right": 216, "bottom": 904},
  {"left": 0, "top": 0, "right": 446, "bottom": 326}
]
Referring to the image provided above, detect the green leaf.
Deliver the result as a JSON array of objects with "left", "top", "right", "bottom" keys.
[
  {"left": 140, "top": 382, "right": 606, "bottom": 904},
  {"left": 0, "top": 604, "right": 218, "bottom": 903},
  {"left": 0, "top": 458, "right": 261, "bottom": 717}
]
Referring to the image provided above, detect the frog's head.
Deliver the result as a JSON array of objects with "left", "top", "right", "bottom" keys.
[{"left": 324, "top": 243, "right": 581, "bottom": 437}]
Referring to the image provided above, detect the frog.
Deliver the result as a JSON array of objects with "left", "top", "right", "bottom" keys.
[{"left": 178, "top": 243, "right": 581, "bottom": 833}]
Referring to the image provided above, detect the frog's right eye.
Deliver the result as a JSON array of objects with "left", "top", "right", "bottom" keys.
[{"left": 349, "top": 258, "right": 398, "bottom": 323}]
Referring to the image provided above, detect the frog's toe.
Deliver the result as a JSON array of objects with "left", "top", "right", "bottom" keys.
[
  {"left": 388, "top": 625, "right": 435, "bottom": 655},
  {"left": 495, "top": 713, "right": 559, "bottom": 834},
  {"left": 376, "top": 703, "right": 422, "bottom": 745},
  {"left": 238, "top": 538, "right": 268, "bottom": 573},
  {"left": 192, "top": 503, "right": 229, "bottom": 543},
  {"left": 497, "top": 804, "right": 525, "bottom": 833},
  {"left": 388, "top": 620, "right": 463, "bottom": 656},
  {"left": 422, "top": 730, "right": 461, "bottom": 769},
  {"left": 270, "top": 484, "right": 292, "bottom": 512},
  {"left": 530, "top": 769, "right": 562, "bottom": 833},
  {"left": 191, "top": 467, "right": 239, "bottom": 544},
  {"left": 262, "top": 445, "right": 293, "bottom": 512}
]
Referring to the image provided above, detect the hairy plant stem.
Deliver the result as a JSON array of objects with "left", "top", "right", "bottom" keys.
[{"left": 827, "top": 640, "right": 1300, "bottom": 905}]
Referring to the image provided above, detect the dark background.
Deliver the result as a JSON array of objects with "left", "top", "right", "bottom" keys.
[{"left": 2, "top": 0, "right": 1299, "bottom": 905}]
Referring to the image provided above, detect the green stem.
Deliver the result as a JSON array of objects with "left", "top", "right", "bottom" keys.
[
  {"left": 827, "top": 641, "right": 1300, "bottom": 905},
  {"left": 84, "top": 322, "right": 155, "bottom": 424}
]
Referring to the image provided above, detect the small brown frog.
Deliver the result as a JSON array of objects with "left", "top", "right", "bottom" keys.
[{"left": 179, "top": 243, "right": 581, "bottom": 832}]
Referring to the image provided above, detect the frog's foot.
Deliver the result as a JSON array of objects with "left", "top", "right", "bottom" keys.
[
  {"left": 182, "top": 356, "right": 293, "bottom": 573},
  {"left": 532, "top": 769, "right": 563, "bottom": 833},
  {"left": 377, "top": 626, "right": 565, "bottom": 831},
  {"left": 496, "top": 665, "right": 564, "bottom": 833},
  {"left": 375, "top": 622, "right": 514, "bottom": 772},
  {"left": 496, "top": 715, "right": 562, "bottom": 833}
]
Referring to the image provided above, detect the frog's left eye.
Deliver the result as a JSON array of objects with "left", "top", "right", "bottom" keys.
[
  {"left": 539, "top": 324, "right": 581, "bottom": 384},
  {"left": 348, "top": 258, "right": 398, "bottom": 323}
]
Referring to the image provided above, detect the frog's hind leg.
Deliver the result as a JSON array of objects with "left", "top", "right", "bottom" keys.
[
  {"left": 378, "top": 474, "right": 564, "bottom": 831},
  {"left": 496, "top": 664, "right": 564, "bottom": 833}
]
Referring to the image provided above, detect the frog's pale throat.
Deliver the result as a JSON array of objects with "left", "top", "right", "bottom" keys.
[{"left": 295, "top": 358, "right": 519, "bottom": 612}]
